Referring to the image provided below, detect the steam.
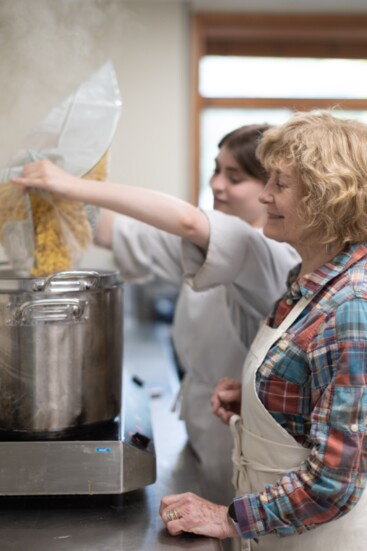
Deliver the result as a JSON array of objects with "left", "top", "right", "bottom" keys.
[{"left": 0, "top": 0, "right": 139, "bottom": 166}]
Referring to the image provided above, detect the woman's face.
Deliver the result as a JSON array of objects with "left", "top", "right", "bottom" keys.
[
  {"left": 259, "top": 164, "right": 315, "bottom": 251},
  {"left": 210, "top": 145, "right": 267, "bottom": 227}
]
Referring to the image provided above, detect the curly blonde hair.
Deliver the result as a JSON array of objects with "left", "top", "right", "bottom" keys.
[{"left": 257, "top": 111, "right": 367, "bottom": 250}]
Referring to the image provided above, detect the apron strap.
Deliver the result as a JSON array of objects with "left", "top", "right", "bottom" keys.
[{"left": 230, "top": 415, "right": 243, "bottom": 491}]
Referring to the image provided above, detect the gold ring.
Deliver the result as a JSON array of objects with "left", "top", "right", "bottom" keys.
[{"left": 167, "top": 509, "right": 181, "bottom": 522}]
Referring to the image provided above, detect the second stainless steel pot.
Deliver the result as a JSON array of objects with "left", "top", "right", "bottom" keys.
[{"left": 0, "top": 270, "right": 123, "bottom": 436}]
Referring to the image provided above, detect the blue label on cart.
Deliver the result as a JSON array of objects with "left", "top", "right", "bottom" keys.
[{"left": 96, "top": 447, "right": 111, "bottom": 453}]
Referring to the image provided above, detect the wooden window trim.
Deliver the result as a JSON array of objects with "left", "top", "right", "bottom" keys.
[
  {"left": 201, "top": 98, "right": 367, "bottom": 110},
  {"left": 190, "top": 13, "right": 367, "bottom": 203}
]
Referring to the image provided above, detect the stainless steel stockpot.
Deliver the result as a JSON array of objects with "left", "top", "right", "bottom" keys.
[{"left": 0, "top": 270, "right": 123, "bottom": 437}]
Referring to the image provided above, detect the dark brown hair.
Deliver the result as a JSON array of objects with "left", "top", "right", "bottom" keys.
[{"left": 218, "top": 124, "right": 271, "bottom": 184}]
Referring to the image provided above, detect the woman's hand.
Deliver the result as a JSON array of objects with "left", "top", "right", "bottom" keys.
[
  {"left": 211, "top": 377, "right": 241, "bottom": 424},
  {"left": 159, "top": 492, "right": 238, "bottom": 539},
  {"left": 11, "top": 160, "right": 78, "bottom": 196}
]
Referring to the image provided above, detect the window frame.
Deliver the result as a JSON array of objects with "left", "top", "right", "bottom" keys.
[{"left": 190, "top": 13, "right": 367, "bottom": 203}]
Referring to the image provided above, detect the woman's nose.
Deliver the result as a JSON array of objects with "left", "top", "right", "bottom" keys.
[
  {"left": 210, "top": 174, "right": 226, "bottom": 191},
  {"left": 259, "top": 185, "right": 273, "bottom": 204}
]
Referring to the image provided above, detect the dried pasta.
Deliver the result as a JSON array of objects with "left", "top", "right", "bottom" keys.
[
  {"left": 0, "top": 183, "right": 29, "bottom": 238},
  {"left": 0, "top": 150, "right": 109, "bottom": 276}
]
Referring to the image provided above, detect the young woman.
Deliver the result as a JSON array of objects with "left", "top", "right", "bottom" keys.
[{"left": 11, "top": 124, "right": 299, "bottom": 506}]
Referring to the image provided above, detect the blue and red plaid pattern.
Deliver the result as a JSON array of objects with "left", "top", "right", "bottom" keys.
[{"left": 234, "top": 243, "right": 367, "bottom": 540}]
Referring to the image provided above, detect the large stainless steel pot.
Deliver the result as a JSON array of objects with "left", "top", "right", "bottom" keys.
[{"left": 0, "top": 269, "right": 123, "bottom": 437}]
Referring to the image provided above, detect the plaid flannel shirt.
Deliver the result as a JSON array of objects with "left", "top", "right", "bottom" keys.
[{"left": 233, "top": 242, "right": 367, "bottom": 539}]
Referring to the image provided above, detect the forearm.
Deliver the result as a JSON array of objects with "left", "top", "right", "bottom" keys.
[
  {"left": 12, "top": 160, "right": 210, "bottom": 250},
  {"left": 71, "top": 178, "right": 210, "bottom": 250},
  {"left": 233, "top": 460, "right": 365, "bottom": 539}
]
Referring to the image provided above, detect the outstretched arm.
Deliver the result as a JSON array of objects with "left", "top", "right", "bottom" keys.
[{"left": 11, "top": 160, "right": 210, "bottom": 250}]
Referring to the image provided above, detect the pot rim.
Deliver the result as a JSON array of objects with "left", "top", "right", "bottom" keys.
[{"left": 0, "top": 269, "right": 123, "bottom": 293}]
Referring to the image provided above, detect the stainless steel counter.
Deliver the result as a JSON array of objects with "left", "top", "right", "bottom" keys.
[{"left": 0, "top": 320, "right": 224, "bottom": 551}]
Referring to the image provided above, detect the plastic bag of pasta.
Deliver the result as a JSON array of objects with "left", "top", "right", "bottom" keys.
[
  {"left": 0, "top": 183, "right": 34, "bottom": 274},
  {"left": 0, "top": 61, "right": 122, "bottom": 276}
]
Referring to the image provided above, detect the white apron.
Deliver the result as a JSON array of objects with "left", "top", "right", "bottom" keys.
[{"left": 230, "top": 297, "right": 367, "bottom": 551}]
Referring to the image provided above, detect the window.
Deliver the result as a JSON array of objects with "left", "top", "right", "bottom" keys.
[{"left": 190, "top": 14, "right": 367, "bottom": 207}]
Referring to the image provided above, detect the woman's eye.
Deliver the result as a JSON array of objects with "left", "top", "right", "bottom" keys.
[{"left": 228, "top": 172, "right": 245, "bottom": 184}]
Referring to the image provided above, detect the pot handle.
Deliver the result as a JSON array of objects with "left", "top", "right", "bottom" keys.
[
  {"left": 33, "top": 271, "right": 101, "bottom": 292},
  {"left": 11, "top": 298, "right": 88, "bottom": 324}
]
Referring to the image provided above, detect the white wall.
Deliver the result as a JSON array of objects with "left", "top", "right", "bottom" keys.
[{"left": 0, "top": 0, "right": 189, "bottom": 268}]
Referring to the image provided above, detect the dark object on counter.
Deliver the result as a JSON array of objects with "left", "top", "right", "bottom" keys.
[
  {"left": 131, "top": 431, "right": 151, "bottom": 448},
  {"left": 132, "top": 374, "right": 145, "bottom": 386}
]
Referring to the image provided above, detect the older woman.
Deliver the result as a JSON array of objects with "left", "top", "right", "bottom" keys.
[
  {"left": 11, "top": 111, "right": 367, "bottom": 549},
  {"left": 159, "top": 111, "right": 367, "bottom": 550}
]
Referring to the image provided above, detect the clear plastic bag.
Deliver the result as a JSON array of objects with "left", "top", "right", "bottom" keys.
[
  {"left": 0, "top": 183, "right": 34, "bottom": 275},
  {"left": 0, "top": 61, "right": 122, "bottom": 276},
  {"left": 28, "top": 150, "right": 109, "bottom": 277}
]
